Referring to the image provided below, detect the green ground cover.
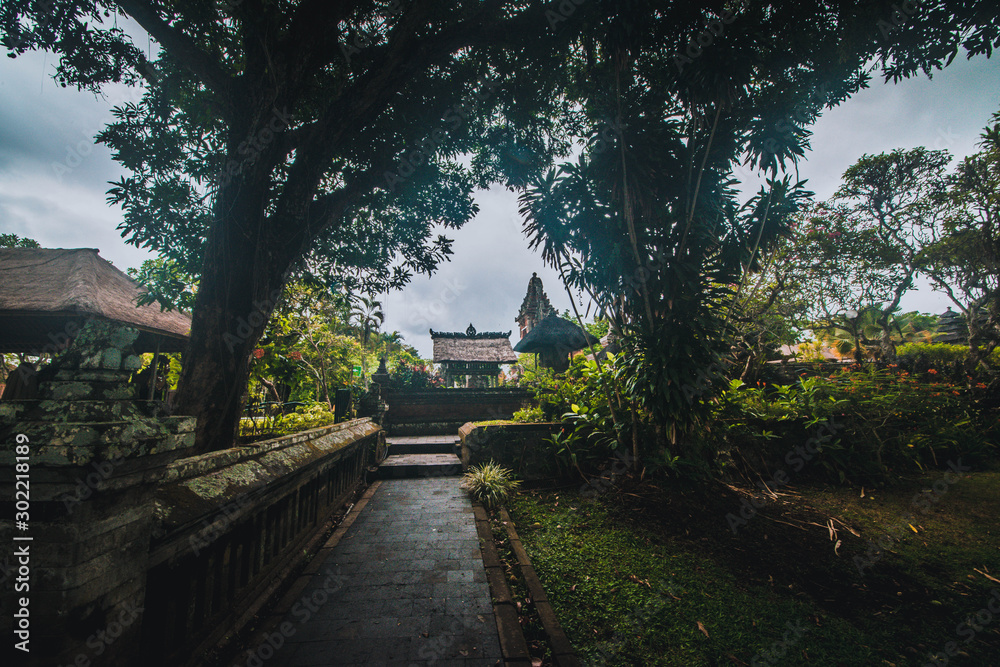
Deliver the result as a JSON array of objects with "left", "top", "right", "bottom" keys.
[{"left": 507, "top": 473, "right": 1000, "bottom": 666}]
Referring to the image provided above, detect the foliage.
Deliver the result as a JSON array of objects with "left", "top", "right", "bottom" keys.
[
  {"left": 509, "top": 479, "right": 1000, "bottom": 666},
  {"left": 830, "top": 148, "right": 952, "bottom": 359},
  {"left": 0, "top": 233, "right": 40, "bottom": 248},
  {"left": 388, "top": 361, "right": 440, "bottom": 390},
  {"left": 923, "top": 110, "right": 1000, "bottom": 368},
  {"left": 511, "top": 405, "right": 546, "bottom": 423},
  {"left": 897, "top": 341, "right": 1000, "bottom": 366},
  {"left": 245, "top": 282, "right": 421, "bottom": 408},
  {"left": 461, "top": 461, "right": 521, "bottom": 511},
  {"left": 126, "top": 258, "right": 198, "bottom": 312},
  {"left": 709, "top": 368, "right": 997, "bottom": 484},
  {"left": 239, "top": 402, "right": 338, "bottom": 439}
]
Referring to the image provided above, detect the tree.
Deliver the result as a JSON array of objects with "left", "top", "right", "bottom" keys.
[
  {"left": 3, "top": 0, "right": 579, "bottom": 450},
  {"left": 924, "top": 110, "right": 1000, "bottom": 369},
  {"left": 0, "top": 233, "right": 40, "bottom": 248},
  {"left": 518, "top": 0, "right": 946, "bottom": 458},
  {"left": 828, "top": 148, "right": 952, "bottom": 360},
  {"left": 4, "top": 1, "right": 997, "bottom": 452}
]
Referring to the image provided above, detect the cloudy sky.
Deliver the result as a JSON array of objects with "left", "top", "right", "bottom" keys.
[{"left": 1, "top": 45, "right": 998, "bottom": 358}]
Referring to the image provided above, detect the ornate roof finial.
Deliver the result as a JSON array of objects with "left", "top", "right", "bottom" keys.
[{"left": 466, "top": 323, "right": 477, "bottom": 337}]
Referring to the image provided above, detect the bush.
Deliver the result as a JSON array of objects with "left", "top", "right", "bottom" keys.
[
  {"left": 511, "top": 405, "right": 545, "bottom": 423},
  {"left": 274, "top": 403, "right": 338, "bottom": 434},
  {"left": 389, "top": 362, "right": 442, "bottom": 389},
  {"left": 461, "top": 461, "right": 521, "bottom": 510},
  {"left": 897, "top": 342, "right": 1000, "bottom": 367},
  {"left": 897, "top": 342, "right": 969, "bottom": 365},
  {"left": 706, "top": 368, "right": 997, "bottom": 484}
]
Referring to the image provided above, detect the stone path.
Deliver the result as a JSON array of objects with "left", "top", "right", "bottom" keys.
[{"left": 265, "top": 477, "right": 503, "bottom": 666}]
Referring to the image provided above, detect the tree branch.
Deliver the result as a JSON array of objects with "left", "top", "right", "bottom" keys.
[{"left": 113, "top": 0, "right": 234, "bottom": 106}]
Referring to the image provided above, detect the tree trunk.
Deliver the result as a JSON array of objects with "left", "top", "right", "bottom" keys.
[
  {"left": 877, "top": 267, "right": 916, "bottom": 363},
  {"left": 173, "top": 169, "right": 293, "bottom": 451}
]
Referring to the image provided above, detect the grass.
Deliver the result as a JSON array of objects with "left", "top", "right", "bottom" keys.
[{"left": 507, "top": 471, "right": 1000, "bottom": 666}]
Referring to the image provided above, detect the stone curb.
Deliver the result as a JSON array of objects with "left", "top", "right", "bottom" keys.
[
  {"left": 473, "top": 501, "right": 532, "bottom": 666},
  {"left": 500, "top": 507, "right": 581, "bottom": 667}
]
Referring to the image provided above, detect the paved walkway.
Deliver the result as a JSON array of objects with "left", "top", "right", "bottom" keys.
[{"left": 266, "top": 478, "right": 502, "bottom": 666}]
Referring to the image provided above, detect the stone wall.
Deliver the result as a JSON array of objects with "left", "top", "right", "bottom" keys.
[
  {"left": 384, "top": 388, "right": 532, "bottom": 435},
  {"left": 459, "top": 421, "right": 565, "bottom": 480},
  {"left": 0, "top": 320, "right": 380, "bottom": 666},
  {"left": 0, "top": 321, "right": 196, "bottom": 666}
]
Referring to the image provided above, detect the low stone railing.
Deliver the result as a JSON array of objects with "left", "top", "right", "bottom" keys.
[
  {"left": 140, "top": 419, "right": 379, "bottom": 665},
  {"left": 0, "top": 321, "right": 380, "bottom": 666}
]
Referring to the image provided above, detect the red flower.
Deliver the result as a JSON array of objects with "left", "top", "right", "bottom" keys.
[
  {"left": 927, "top": 369, "right": 938, "bottom": 375},
  {"left": 252, "top": 348, "right": 265, "bottom": 359},
  {"left": 289, "top": 351, "right": 303, "bottom": 361}
]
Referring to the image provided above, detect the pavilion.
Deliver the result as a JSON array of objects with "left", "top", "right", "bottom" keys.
[
  {"left": 430, "top": 324, "right": 517, "bottom": 387},
  {"left": 513, "top": 311, "right": 599, "bottom": 372},
  {"left": 0, "top": 247, "right": 191, "bottom": 354}
]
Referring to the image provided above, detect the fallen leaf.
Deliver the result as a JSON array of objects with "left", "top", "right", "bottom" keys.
[
  {"left": 570, "top": 584, "right": 577, "bottom": 592},
  {"left": 532, "top": 660, "right": 543, "bottom": 667},
  {"left": 697, "top": 621, "right": 710, "bottom": 638},
  {"left": 726, "top": 654, "right": 749, "bottom": 666}
]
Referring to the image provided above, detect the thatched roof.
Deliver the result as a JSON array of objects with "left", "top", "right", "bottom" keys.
[
  {"left": 0, "top": 248, "right": 192, "bottom": 353},
  {"left": 513, "top": 313, "right": 598, "bottom": 354},
  {"left": 431, "top": 325, "right": 517, "bottom": 363}
]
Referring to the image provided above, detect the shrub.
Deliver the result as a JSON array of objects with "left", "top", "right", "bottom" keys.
[
  {"left": 461, "top": 461, "right": 521, "bottom": 510},
  {"left": 897, "top": 342, "right": 1000, "bottom": 367},
  {"left": 273, "top": 403, "right": 338, "bottom": 434},
  {"left": 707, "top": 367, "right": 997, "bottom": 484},
  {"left": 897, "top": 342, "right": 969, "bottom": 365},
  {"left": 511, "top": 405, "right": 545, "bottom": 423}
]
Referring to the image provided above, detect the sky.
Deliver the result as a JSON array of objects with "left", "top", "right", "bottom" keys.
[{"left": 1, "top": 45, "right": 998, "bottom": 359}]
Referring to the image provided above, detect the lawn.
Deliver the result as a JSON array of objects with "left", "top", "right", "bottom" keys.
[{"left": 505, "top": 472, "right": 1000, "bottom": 666}]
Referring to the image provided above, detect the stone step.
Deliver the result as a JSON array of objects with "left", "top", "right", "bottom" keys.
[
  {"left": 386, "top": 435, "right": 460, "bottom": 455},
  {"left": 388, "top": 441, "right": 459, "bottom": 455},
  {"left": 376, "top": 452, "right": 464, "bottom": 479}
]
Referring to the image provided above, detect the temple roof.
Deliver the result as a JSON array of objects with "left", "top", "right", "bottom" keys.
[
  {"left": 430, "top": 325, "right": 517, "bottom": 363},
  {"left": 516, "top": 272, "right": 553, "bottom": 327},
  {"left": 0, "top": 247, "right": 192, "bottom": 353}
]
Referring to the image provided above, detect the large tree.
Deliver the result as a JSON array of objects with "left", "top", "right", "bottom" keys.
[
  {"left": 924, "top": 110, "right": 1000, "bottom": 369},
  {"left": 3, "top": 0, "right": 577, "bottom": 450},
  {"left": 830, "top": 148, "right": 952, "bottom": 360},
  {"left": 3, "top": 1, "right": 998, "bottom": 452},
  {"left": 519, "top": 1, "right": 998, "bottom": 458}
]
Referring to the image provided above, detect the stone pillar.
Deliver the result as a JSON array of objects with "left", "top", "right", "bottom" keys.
[{"left": 0, "top": 321, "right": 195, "bottom": 666}]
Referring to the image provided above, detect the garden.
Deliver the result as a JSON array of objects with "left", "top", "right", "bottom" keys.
[{"left": 455, "top": 115, "right": 1000, "bottom": 665}]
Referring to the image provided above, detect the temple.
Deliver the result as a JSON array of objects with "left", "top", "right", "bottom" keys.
[
  {"left": 515, "top": 272, "right": 554, "bottom": 339},
  {"left": 430, "top": 324, "right": 517, "bottom": 387},
  {"left": 513, "top": 273, "right": 599, "bottom": 372}
]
